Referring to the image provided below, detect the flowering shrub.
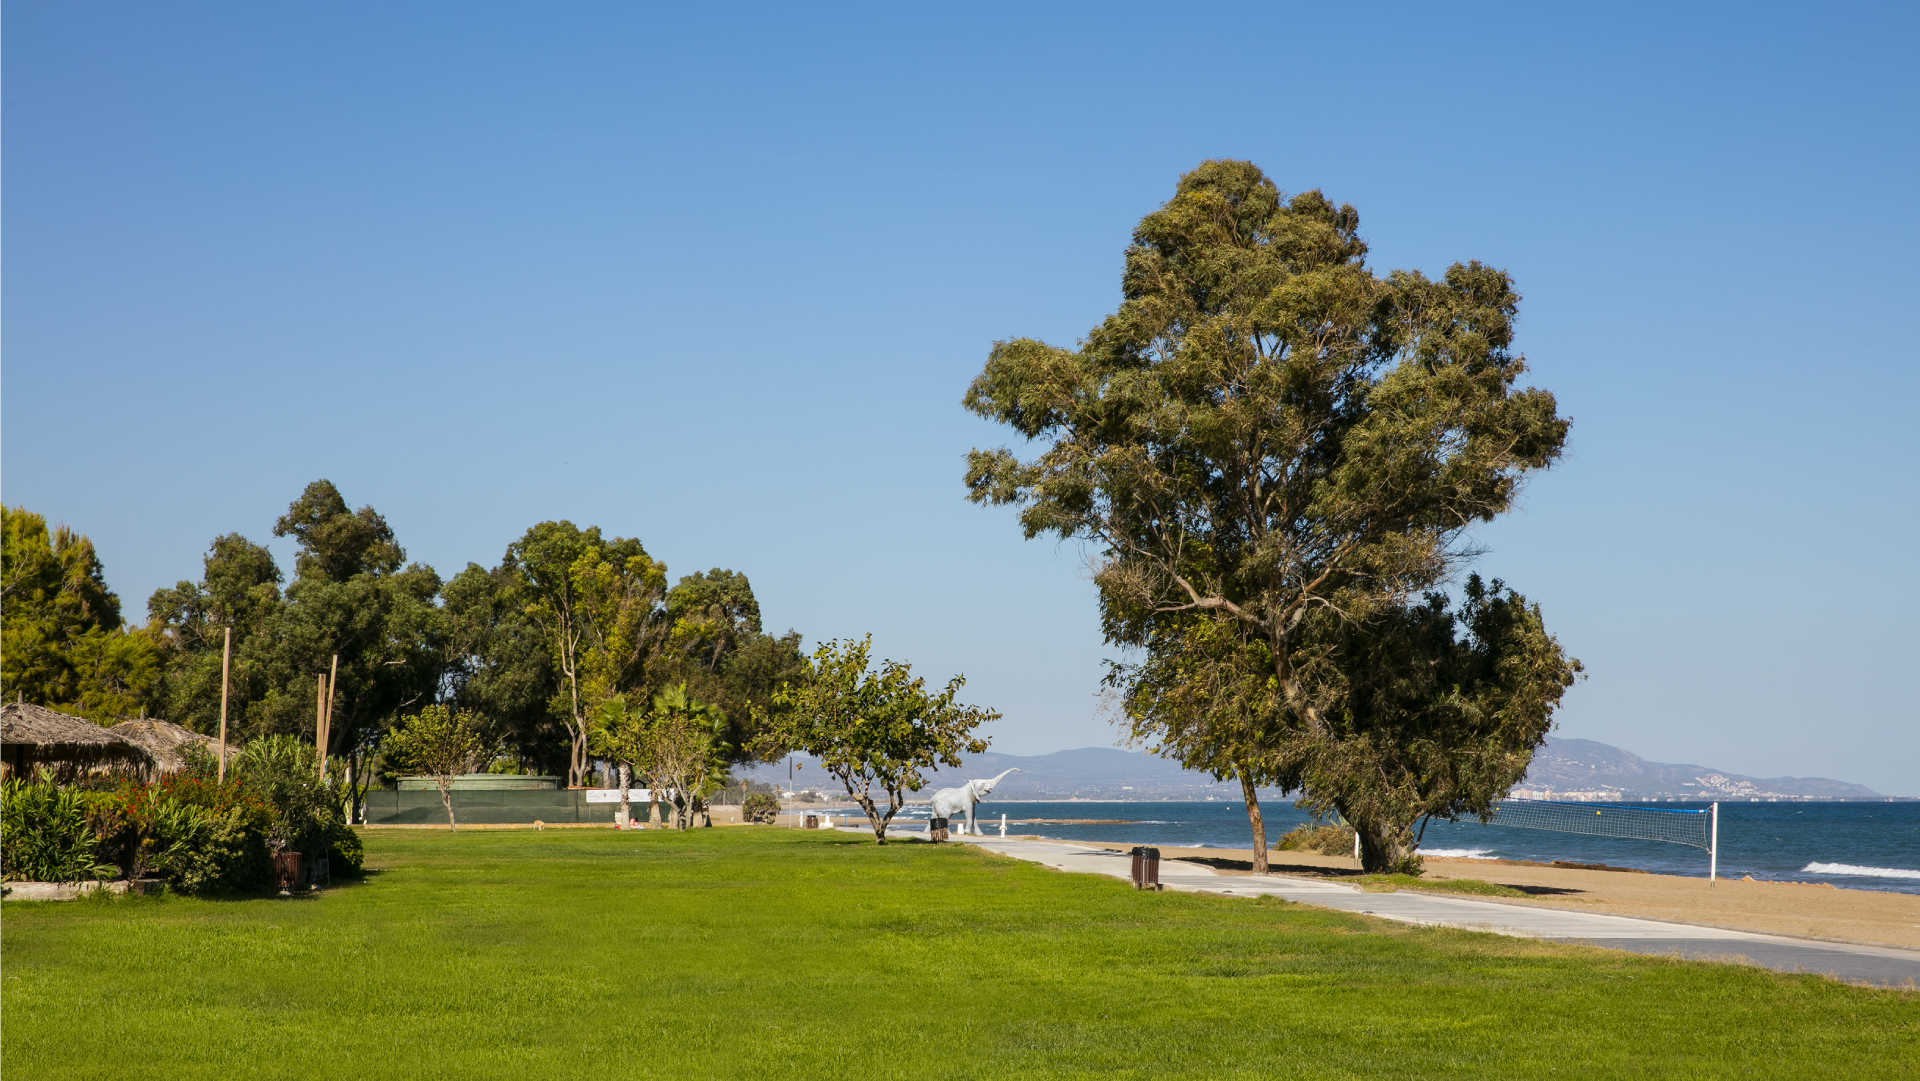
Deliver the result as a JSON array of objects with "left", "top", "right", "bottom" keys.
[{"left": 85, "top": 773, "right": 275, "bottom": 893}]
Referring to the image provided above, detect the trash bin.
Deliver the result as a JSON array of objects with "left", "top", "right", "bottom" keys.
[
  {"left": 1130, "top": 846, "right": 1161, "bottom": 890},
  {"left": 273, "top": 849, "right": 304, "bottom": 893},
  {"left": 929, "top": 816, "right": 949, "bottom": 843},
  {"left": 803, "top": 813, "right": 819, "bottom": 830}
]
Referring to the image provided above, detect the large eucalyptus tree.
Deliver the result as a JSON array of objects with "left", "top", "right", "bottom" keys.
[{"left": 965, "top": 160, "right": 1576, "bottom": 871}]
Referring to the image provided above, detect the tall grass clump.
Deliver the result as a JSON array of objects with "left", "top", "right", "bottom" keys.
[{"left": 1277, "top": 821, "right": 1358, "bottom": 856}]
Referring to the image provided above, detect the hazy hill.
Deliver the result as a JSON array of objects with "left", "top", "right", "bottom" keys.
[
  {"left": 1514, "top": 737, "right": 1884, "bottom": 800},
  {"left": 741, "top": 737, "right": 1890, "bottom": 801}
]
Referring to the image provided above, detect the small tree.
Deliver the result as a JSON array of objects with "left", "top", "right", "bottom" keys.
[
  {"left": 644, "top": 685, "right": 728, "bottom": 830},
  {"left": 590, "top": 695, "right": 647, "bottom": 826},
  {"left": 741, "top": 792, "right": 780, "bottom": 824},
  {"left": 758, "top": 636, "right": 997, "bottom": 843},
  {"left": 590, "top": 685, "right": 728, "bottom": 829},
  {"left": 386, "top": 705, "right": 485, "bottom": 829}
]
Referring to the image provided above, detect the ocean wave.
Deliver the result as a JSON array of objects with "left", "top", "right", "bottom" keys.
[
  {"left": 1419, "top": 847, "right": 1496, "bottom": 860},
  {"left": 1801, "top": 861, "right": 1920, "bottom": 881}
]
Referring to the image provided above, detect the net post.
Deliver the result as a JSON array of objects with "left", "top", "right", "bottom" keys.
[{"left": 1709, "top": 802, "right": 1719, "bottom": 884}]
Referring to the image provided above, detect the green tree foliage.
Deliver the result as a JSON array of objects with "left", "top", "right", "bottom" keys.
[
  {"left": 148, "top": 533, "right": 285, "bottom": 734},
  {"left": 442, "top": 561, "right": 567, "bottom": 775},
  {"left": 385, "top": 705, "right": 487, "bottom": 829},
  {"left": 964, "top": 161, "right": 1574, "bottom": 872},
  {"left": 664, "top": 569, "right": 762, "bottom": 671},
  {"left": 758, "top": 636, "right": 997, "bottom": 843},
  {"left": 588, "top": 694, "right": 651, "bottom": 824},
  {"left": 504, "top": 522, "right": 667, "bottom": 787},
  {"left": 659, "top": 569, "right": 806, "bottom": 765},
  {"left": 592, "top": 684, "right": 730, "bottom": 829},
  {"left": 150, "top": 482, "right": 445, "bottom": 818},
  {"left": 1287, "top": 578, "right": 1579, "bottom": 872},
  {"left": 1, "top": 506, "right": 164, "bottom": 719},
  {"left": 261, "top": 481, "right": 445, "bottom": 759},
  {"left": 740, "top": 791, "right": 780, "bottom": 824}
]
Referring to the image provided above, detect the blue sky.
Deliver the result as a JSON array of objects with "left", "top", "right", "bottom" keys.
[{"left": 5, "top": 3, "right": 1916, "bottom": 794}]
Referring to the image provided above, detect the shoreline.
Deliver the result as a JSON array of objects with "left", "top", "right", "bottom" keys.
[{"left": 1063, "top": 838, "right": 1920, "bottom": 950}]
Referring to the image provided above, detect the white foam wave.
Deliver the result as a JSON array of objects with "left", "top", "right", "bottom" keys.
[
  {"left": 1801, "top": 862, "right": 1920, "bottom": 881},
  {"left": 1419, "top": 847, "right": 1496, "bottom": 860}
]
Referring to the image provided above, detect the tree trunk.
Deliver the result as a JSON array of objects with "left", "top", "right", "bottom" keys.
[
  {"left": 439, "top": 778, "right": 457, "bottom": 830},
  {"left": 1353, "top": 816, "right": 1420, "bottom": 875},
  {"left": 855, "top": 794, "right": 887, "bottom": 843},
  {"left": 344, "top": 754, "right": 358, "bottom": 825},
  {"left": 1237, "top": 768, "right": 1269, "bottom": 873},
  {"left": 618, "top": 763, "right": 631, "bottom": 826}
]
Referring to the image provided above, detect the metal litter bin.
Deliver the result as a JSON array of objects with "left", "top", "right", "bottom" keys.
[
  {"left": 929, "top": 816, "right": 949, "bottom": 843},
  {"left": 803, "top": 813, "right": 819, "bottom": 830},
  {"left": 1130, "top": 846, "right": 1161, "bottom": 890}
]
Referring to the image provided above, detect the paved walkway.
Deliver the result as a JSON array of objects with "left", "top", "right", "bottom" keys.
[{"left": 961, "top": 835, "right": 1920, "bottom": 989}]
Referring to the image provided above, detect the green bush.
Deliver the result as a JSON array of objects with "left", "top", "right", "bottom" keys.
[
  {"left": 233, "top": 735, "right": 362, "bottom": 875},
  {"left": 741, "top": 792, "right": 780, "bottom": 824},
  {"left": 7, "top": 738, "right": 361, "bottom": 896},
  {"left": 1, "top": 777, "right": 114, "bottom": 882},
  {"left": 85, "top": 774, "right": 275, "bottom": 894},
  {"left": 329, "top": 822, "right": 364, "bottom": 874},
  {"left": 1276, "top": 822, "right": 1357, "bottom": 856}
]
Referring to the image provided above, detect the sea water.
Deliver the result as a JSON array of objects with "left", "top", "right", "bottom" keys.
[{"left": 900, "top": 800, "right": 1920, "bottom": 895}]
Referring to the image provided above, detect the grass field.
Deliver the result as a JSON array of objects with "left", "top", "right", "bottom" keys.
[{"left": 4, "top": 829, "right": 1914, "bottom": 1079}]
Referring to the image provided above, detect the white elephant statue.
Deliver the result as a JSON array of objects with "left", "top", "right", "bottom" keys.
[{"left": 928, "top": 768, "right": 1018, "bottom": 836}]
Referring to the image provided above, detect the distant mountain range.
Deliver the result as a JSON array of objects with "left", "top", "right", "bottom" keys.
[
  {"left": 740, "top": 737, "right": 1892, "bottom": 802},
  {"left": 1509, "top": 738, "right": 1885, "bottom": 801}
]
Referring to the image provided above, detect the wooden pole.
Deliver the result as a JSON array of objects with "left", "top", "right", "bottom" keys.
[
  {"left": 217, "top": 626, "right": 232, "bottom": 784},
  {"left": 320, "top": 654, "right": 339, "bottom": 781},
  {"left": 316, "top": 673, "right": 328, "bottom": 777}
]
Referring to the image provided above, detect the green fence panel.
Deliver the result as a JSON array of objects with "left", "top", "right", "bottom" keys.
[{"left": 363, "top": 789, "right": 670, "bottom": 825}]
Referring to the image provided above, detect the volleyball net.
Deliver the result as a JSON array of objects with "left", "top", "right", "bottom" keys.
[{"left": 1487, "top": 799, "right": 1721, "bottom": 881}]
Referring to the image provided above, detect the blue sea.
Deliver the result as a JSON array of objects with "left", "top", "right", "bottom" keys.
[{"left": 897, "top": 800, "right": 1920, "bottom": 895}]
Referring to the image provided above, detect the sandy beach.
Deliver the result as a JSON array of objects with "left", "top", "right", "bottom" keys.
[{"left": 1077, "top": 841, "right": 1920, "bottom": 950}]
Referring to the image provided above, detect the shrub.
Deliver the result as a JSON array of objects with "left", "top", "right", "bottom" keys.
[
  {"left": 1, "top": 777, "right": 113, "bottom": 882},
  {"left": 741, "top": 792, "right": 780, "bottom": 824},
  {"left": 85, "top": 774, "right": 275, "bottom": 894},
  {"left": 233, "top": 735, "right": 362, "bottom": 875},
  {"left": 1276, "top": 822, "right": 1358, "bottom": 857},
  {"left": 176, "top": 740, "right": 221, "bottom": 782}
]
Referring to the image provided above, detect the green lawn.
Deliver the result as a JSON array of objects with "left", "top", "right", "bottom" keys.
[{"left": 3, "top": 829, "right": 1913, "bottom": 1080}]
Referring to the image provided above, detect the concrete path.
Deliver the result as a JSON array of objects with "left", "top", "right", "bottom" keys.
[{"left": 961, "top": 835, "right": 1920, "bottom": 989}]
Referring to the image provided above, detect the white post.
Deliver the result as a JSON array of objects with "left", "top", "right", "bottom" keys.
[
  {"left": 1709, "top": 802, "right": 1719, "bottom": 884},
  {"left": 1353, "top": 830, "right": 1362, "bottom": 861},
  {"left": 999, "top": 813, "right": 1007, "bottom": 837}
]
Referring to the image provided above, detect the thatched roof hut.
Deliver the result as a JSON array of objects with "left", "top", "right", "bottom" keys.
[
  {"left": 1, "top": 702, "right": 150, "bottom": 779},
  {"left": 110, "top": 719, "right": 230, "bottom": 778}
]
